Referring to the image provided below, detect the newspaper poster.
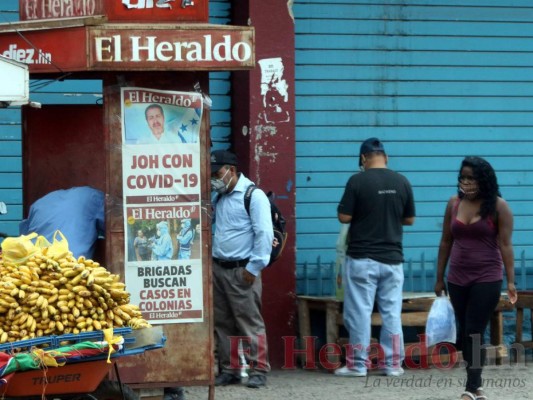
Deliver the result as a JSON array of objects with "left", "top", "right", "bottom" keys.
[{"left": 121, "top": 87, "right": 204, "bottom": 324}]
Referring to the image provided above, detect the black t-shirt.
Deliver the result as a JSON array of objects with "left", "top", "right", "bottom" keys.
[{"left": 337, "top": 168, "right": 415, "bottom": 264}]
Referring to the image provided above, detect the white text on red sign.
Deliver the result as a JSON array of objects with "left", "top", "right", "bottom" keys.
[{"left": 94, "top": 34, "right": 252, "bottom": 64}]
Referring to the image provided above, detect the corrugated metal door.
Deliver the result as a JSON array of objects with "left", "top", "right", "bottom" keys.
[
  {"left": 209, "top": 0, "right": 232, "bottom": 151},
  {"left": 295, "top": 0, "right": 533, "bottom": 294},
  {"left": 0, "top": 0, "right": 23, "bottom": 235}
]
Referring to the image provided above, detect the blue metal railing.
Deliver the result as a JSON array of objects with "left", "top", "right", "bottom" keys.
[
  {"left": 296, "top": 250, "right": 532, "bottom": 296},
  {"left": 296, "top": 252, "right": 533, "bottom": 346}
]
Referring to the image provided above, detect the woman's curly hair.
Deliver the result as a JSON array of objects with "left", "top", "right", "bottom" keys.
[{"left": 458, "top": 156, "right": 501, "bottom": 219}]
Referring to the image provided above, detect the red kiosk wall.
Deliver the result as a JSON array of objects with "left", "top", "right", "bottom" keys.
[
  {"left": 22, "top": 105, "right": 106, "bottom": 207},
  {"left": 22, "top": 74, "right": 216, "bottom": 387},
  {"left": 231, "top": 1, "right": 297, "bottom": 368},
  {"left": 22, "top": 105, "right": 106, "bottom": 261}
]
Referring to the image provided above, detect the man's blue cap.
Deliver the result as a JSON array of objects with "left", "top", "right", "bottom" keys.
[
  {"left": 211, "top": 150, "right": 238, "bottom": 173},
  {"left": 359, "top": 137, "right": 385, "bottom": 166}
]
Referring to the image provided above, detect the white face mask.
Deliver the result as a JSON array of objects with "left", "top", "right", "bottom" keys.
[
  {"left": 211, "top": 168, "right": 232, "bottom": 194},
  {"left": 459, "top": 182, "right": 479, "bottom": 199},
  {"left": 458, "top": 171, "right": 479, "bottom": 199}
]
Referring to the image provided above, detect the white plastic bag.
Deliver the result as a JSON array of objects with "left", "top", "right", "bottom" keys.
[
  {"left": 425, "top": 296, "right": 456, "bottom": 347},
  {"left": 335, "top": 224, "right": 349, "bottom": 300}
]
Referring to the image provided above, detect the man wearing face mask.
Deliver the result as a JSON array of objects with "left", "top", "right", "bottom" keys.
[
  {"left": 336, "top": 137, "right": 415, "bottom": 378},
  {"left": 210, "top": 149, "right": 273, "bottom": 389}
]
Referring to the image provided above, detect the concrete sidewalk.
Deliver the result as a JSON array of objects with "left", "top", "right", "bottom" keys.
[{"left": 181, "top": 362, "right": 533, "bottom": 400}]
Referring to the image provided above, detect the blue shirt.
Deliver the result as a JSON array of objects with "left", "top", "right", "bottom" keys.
[
  {"left": 19, "top": 186, "right": 105, "bottom": 259},
  {"left": 212, "top": 174, "right": 273, "bottom": 276}
]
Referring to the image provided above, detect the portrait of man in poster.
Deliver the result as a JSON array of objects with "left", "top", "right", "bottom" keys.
[{"left": 122, "top": 89, "right": 202, "bottom": 145}]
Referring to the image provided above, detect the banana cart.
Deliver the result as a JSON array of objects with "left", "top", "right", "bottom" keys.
[{"left": 0, "top": 326, "right": 165, "bottom": 400}]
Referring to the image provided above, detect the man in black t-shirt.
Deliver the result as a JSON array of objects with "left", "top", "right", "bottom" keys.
[{"left": 335, "top": 137, "right": 415, "bottom": 378}]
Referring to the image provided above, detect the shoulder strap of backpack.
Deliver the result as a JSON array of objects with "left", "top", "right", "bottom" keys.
[{"left": 244, "top": 185, "right": 256, "bottom": 216}]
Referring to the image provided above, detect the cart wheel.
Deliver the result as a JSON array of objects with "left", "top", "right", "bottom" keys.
[{"left": 91, "top": 380, "right": 139, "bottom": 400}]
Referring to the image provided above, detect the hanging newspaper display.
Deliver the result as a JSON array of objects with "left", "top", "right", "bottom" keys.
[{"left": 121, "top": 87, "right": 203, "bottom": 324}]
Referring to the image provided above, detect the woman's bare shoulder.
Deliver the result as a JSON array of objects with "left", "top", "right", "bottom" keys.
[
  {"left": 496, "top": 197, "right": 511, "bottom": 212},
  {"left": 446, "top": 195, "right": 459, "bottom": 206}
]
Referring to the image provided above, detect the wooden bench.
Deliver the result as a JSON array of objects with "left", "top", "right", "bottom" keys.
[
  {"left": 297, "top": 293, "right": 514, "bottom": 367},
  {"left": 369, "top": 311, "right": 429, "bottom": 327},
  {"left": 514, "top": 291, "right": 533, "bottom": 350},
  {"left": 297, "top": 295, "right": 342, "bottom": 352}
]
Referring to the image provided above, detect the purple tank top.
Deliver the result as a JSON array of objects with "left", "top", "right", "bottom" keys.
[{"left": 447, "top": 200, "right": 503, "bottom": 285}]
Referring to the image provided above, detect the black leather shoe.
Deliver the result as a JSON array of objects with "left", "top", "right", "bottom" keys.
[
  {"left": 246, "top": 374, "right": 267, "bottom": 388},
  {"left": 163, "top": 386, "right": 185, "bottom": 400},
  {"left": 215, "top": 373, "right": 241, "bottom": 386}
]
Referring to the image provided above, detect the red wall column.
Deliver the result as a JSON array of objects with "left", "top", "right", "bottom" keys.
[{"left": 231, "top": 1, "right": 296, "bottom": 368}]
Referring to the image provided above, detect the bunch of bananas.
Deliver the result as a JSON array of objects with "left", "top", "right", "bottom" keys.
[{"left": 0, "top": 251, "right": 151, "bottom": 343}]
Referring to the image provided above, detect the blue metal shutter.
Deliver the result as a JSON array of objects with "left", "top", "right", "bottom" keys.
[
  {"left": 209, "top": 0, "right": 232, "bottom": 151},
  {"left": 0, "top": 0, "right": 24, "bottom": 234},
  {"left": 295, "top": 0, "right": 533, "bottom": 294}
]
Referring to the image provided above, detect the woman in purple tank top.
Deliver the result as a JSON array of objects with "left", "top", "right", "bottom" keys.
[{"left": 435, "top": 156, "right": 517, "bottom": 400}]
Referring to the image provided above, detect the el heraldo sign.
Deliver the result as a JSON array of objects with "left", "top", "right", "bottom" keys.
[
  {"left": 2, "top": 2, "right": 254, "bottom": 73},
  {"left": 90, "top": 27, "right": 254, "bottom": 71},
  {"left": 0, "top": 26, "right": 254, "bottom": 72},
  {"left": 19, "top": 0, "right": 208, "bottom": 22}
]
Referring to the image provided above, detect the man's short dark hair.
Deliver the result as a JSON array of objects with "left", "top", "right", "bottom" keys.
[{"left": 145, "top": 104, "right": 164, "bottom": 120}]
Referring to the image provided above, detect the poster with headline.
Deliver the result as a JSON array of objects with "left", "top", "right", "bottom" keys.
[{"left": 121, "top": 87, "right": 204, "bottom": 324}]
